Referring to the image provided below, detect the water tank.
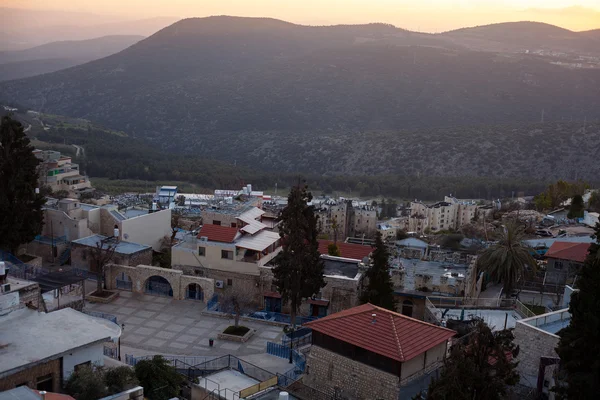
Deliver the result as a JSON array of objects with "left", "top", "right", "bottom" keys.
[
  {"left": 0, "top": 262, "right": 5, "bottom": 276},
  {"left": 114, "top": 228, "right": 120, "bottom": 238},
  {"left": 279, "top": 392, "right": 289, "bottom": 400},
  {"left": 247, "top": 184, "right": 252, "bottom": 194}
]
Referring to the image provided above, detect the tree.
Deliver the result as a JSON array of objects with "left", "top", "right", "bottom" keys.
[
  {"left": 65, "top": 365, "right": 108, "bottom": 400},
  {"left": 272, "top": 182, "right": 325, "bottom": 327},
  {"left": 589, "top": 191, "right": 600, "bottom": 213},
  {"left": 176, "top": 194, "right": 186, "bottom": 206},
  {"left": 360, "top": 231, "right": 396, "bottom": 310},
  {"left": 134, "top": 355, "right": 183, "bottom": 400},
  {"left": 104, "top": 366, "right": 138, "bottom": 395},
  {"left": 219, "top": 288, "right": 259, "bottom": 327},
  {"left": 554, "top": 223, "right": 600, "bottom": 399},
  {"left": 396, "top": 229, "right": 408, "bottom": 241},
  {"left": 87, "top": 236, "right": 119, "bottom": 295},
  {"left": 476, "top": 222, "right": 537, "bottom": 297},
  {"left": 327, "top": 243, "right": 341, "bottom": 257},
  {"left": 567, "top": 194, "right": 585, "bottom": 219},
  {"left": 426, "top": 321, "right": 520, "bottom": 400},
  {"left": 0, "top": 115, "right": 45, "bottom": 253}
]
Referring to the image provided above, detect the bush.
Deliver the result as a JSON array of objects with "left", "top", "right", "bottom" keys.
[{"left": 223, "top": 325, "right": 250, "bottom": 336}]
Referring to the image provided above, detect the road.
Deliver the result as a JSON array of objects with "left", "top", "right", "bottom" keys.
[{"left": 73, "top": 144, "right": 84, "bottom": 157}]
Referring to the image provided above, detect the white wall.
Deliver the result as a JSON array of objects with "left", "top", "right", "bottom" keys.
[
  {"left": 120, "top": 209, "right": 172, "bottom": 251},
  {"left": 62, "top": 342, "right": 105, "bottom": 379}
]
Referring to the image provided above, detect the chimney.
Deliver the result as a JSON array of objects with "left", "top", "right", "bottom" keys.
[{"left": 371, "top": 313, "right": 377, "bottom": 324}]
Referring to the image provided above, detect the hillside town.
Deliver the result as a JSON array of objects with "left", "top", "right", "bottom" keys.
[{"left": 1, "top": 140, "right": 599, "bottom": 400}]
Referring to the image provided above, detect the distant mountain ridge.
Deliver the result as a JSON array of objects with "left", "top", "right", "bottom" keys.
[{"left": 1, "top": 16, "right": 599, "bottom": 180}]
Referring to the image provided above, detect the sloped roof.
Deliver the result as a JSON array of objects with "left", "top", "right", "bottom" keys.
[
  {"left": 304, "top": 303, "right": 456, "bottom": 362},
  {"left": 318, "top": 240, "right": 372, "bottom": 261},
  {"left": 235, "top": 230, "right": 280, "bottom": 251},
  {"left": 546, "top": 241, "right": 590, "bottom": 263},
  {"left": 197, "top": 224, "right": 239, "bottom": 243}
]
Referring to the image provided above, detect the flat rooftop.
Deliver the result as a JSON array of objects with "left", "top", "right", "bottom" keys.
[
  {"left": 520, "top": 309, "right": 571, "bottom": 336},
  {"left": 323, "top": 258, "right": 360, "bottom": 279},
  {"left": 72, "top": 234, "right": 151, "bottom": 255},
  {"left": 396, "top": 258, "right": 469, "bottom": 291},
  {"left": 0, "top": 308, "right": 121, "bottom": 377},
  {"left": 197, "top": 370, "right": 259, "bottom": 400},
  {"left": 437, "top": 308, "right": 522, "bottom": 331}
]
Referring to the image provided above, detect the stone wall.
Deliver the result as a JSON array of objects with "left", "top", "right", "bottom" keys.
[
  {"left": 175, "top": 264, "right": 261, "bottom": 301},
  {"left": 304, "top": 345, "right": 400, "bottom": 400},
  {"left": 106, "top": 264, "right": 213, "bottom": 301},
  {"left": 71, "top": 243, "right": 152, "bottom": 271},
  {"left": 513, "top": 322, "right": 560, "bottom": 388},
  {"left": 0, "top": 359, "right": 61, "bottom": 393},
  {"left": 24, "top": 241, "right": 68, "bottom": 263},
  {"left": 19, "top": 283, "right": 42, "bottom": 310}
]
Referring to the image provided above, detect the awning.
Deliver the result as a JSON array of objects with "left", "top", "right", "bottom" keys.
[
  {"left": 263, "top": 291, "right": 281, "bottom": 298},
  {"left": 236, "top": 230, "right": 280, "bottom": 251},
  {"left": 307, "top": 299, "right": 330, "bottom": 307}
]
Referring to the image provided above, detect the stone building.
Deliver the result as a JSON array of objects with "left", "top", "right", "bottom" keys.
[
  {"left": 544, "top": 241, "right": 590, "bottom": 285},
  {"left": 71, "top": 234, "right": 153, "bottom": 271},
  {"left": 303, "top": 303, "right": 456, "bottom": 400},
  {"left": 33, "top": 149, "right": 92, "bottom": 196},
  {"left": 408, "top": 196, "right": 493, "bottom": 234},
  {"left": 314, "top": 199, "right": 377, "bottom": 239}
]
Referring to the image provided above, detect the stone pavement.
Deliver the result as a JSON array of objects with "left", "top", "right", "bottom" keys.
[{"left": 86, "top": 291, "right": 285, "bottom": 358}]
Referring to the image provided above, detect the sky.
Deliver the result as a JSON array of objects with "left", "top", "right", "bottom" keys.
[{"left": 3, "top": 0, "right": 600, "bottom": 32}]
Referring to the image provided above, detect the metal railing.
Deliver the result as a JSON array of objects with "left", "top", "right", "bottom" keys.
[
  {"left": 206, "top": 294, "right": 219, "bottom": 311},
  {"left": 104, "top": 346, "right": 118, "bottom": 359},
  {"left": 521, "top": 309, "right": 570, "bottom": 329},
  {"left": 282, "top": 331, "right": 312, "bottom": 348}
]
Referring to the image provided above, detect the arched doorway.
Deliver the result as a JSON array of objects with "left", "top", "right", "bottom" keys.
[
  {"left": 185, "top": 283, "right": 204, "bottom": 301},
  {"left": 115, "top": 272, "right": 132, "bottom": 291},
  {"left": 402, "top": 300, "right": 414, "bottom": 318},
  {"left": 144, "top": 276, "right": 173, "bottom": 297}
]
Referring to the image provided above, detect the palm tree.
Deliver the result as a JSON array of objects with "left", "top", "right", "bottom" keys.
[{"left": 477, "top": 222, "right": 537, "bottom": 297}]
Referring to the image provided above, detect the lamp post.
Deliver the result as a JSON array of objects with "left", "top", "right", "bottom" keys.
[{"left": 118, "top": 323, "right": 125, "bottom": 361}]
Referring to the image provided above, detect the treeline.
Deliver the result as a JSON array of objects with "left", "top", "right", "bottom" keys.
[{"left": 35, "top": 125, "right": 552, "bottom": 200}]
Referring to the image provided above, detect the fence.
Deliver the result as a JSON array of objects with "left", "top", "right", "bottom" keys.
[
  {"left": 72, "top": 268, "right": 98, "bottom": 281},
  {"left": 282, "top": 331, "right": 312, "bottom": 348},
  {"left": 206, "top": 294, "right": 219, "bottom": 311},
  {"left": 33, "top": 235, "right": 67, "bottom": 245},
  {"left": 266, "top": 342, "right": 306, "bottom": 372},
  {"left": 83, "top": 310, "right": 118, "bottom": 325},
  {"left": 144, "top": 279, "right": 173, "bottom": 297},
  {"left": 125, "top": 354, "right": 216, "bottom": 368},
  {"left": 252, "top": 310, "right": 319, "bottom": 326},
  {"left": 104, "top": 346, "right": 118, "bottom": 359}
]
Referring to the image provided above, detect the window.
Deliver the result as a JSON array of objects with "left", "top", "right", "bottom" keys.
[
  {"left": 213, "top": 220, "right": 221, "bottom": 226},
  {"left": 555, "top": 261, "right": 564, "bottom": 270},
  {"left": 74, "top": 361, "right": 91, "bottom": 372},
  {"left": 36, "top": 374, "right": 53, "bottom": 391},
  {"left": 221, "top": 250, "right": 233, "bottom": 260},
  {"left": 227, "top": 279, "right": 233, "bottom": 286},
  {"left": 198, "top": 247, "right": 206, "bottom": 256},
  {"left": 231, "top": 222, "right": 237, "bottom": 228}
]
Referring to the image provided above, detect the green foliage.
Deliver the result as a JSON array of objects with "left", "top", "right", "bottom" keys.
[
  {"left": 534, "top": 180, "right": 589, "bottom": 211},
  {"left": 223, "top": 325, "right": 250, "bottom": 335},
  {"left": 65, "top": 365, "right": 137, "bottom": 400},
  {"left": 396, "top": 229, "right": 409, "bottom": 241},
  {"left": 272, "top": 183, "right": 326, "bottom": 326},
  {"left": 554, "top": 223, "right": 600, "bottom": 399},
  {"left": 567, "top": 194, "right": 585, "bottom": 219},
  {"left": 0, "top": 115, "right": 45, "bottom": 253},
  {"left": 327, "top": 243, "right": 341, "bottom": 257},
  {"left": 589, "top": 191, "right": 600, "bottom": 212},
  {"left": 440, "top": 233, "right": 465, "bottom": 250},
  {"left": 134, "top": 355, "right": 183, "bottom": 400},
  {"left": 360, "top": 232, "right": 396, "bottom": 311},
  {"left": 379, "top": 198, "right": 398, "bottom": 219},
  {"left": 426, "top": 322, "right": 520, "bottom": 400},
  {"left": 476, "top": 222, "right": 537, "bottom": 297}
]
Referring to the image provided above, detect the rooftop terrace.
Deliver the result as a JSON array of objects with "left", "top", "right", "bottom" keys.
[
  {"left": 519, "top": 308, "right": 571, "bottom": 335},
  {"left": 72, "top": 234, "right": 151, "bottom": 255}
]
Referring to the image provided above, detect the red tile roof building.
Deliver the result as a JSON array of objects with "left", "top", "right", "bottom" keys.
[
  {"left": 305, "top": 303, "right": 455, "bottom": 363},
  {"left": 546, "top": 242, "right": 590, "bottom": 263},
  {"left": 197, "top": 224, "right": 239, "bottom": 243},
  {"left": 318, "top": 240, "right": 372, "bottom": 261}
]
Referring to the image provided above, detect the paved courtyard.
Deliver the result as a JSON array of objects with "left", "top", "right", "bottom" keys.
[{"left": 86, "top": 290, "right": 285, "bottom": 359}]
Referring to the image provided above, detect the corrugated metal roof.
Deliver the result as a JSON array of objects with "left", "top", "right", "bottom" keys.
[
  {"left": 197, "top": 224, "right": 239, "bottom": 243},
  {"left": 305, "top": 303, "right": 456, "bottom": 362},
  {"left": 396, "top": 238, "right": 429, "bottom": 249},
  {"left": 241, "top": 219, "right": 267, "bottom": 235},
  {"left": 239, "top": 207, "right": 265, "bottom": 221},
  {"left": 72, "top": 234, "right": 151, "bottom": 254},
  {"left": 236, "top": 230, "right": 280, "bottom": 251}
]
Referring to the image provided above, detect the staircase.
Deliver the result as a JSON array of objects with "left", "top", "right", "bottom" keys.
[{"left": 58, "top": 245, "right": 71, "bottom": 266}]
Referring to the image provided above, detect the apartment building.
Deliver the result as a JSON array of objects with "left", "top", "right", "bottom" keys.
[
  {"left": 408, "top": 196, "right": 492, "bottom": 234},
  {"left": 33, "top": 150, "right": 91, "bottom": 195},
  {"left": 315, "top": 198, "right": 377, "bottom": 239}
]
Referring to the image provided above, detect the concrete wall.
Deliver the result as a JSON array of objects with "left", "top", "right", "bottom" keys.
[
  {"left": 175, "top": 264, "right": 257, "bottom": 302},
  {"left": 42, "top": 208, "right": 92, "bottom": 242},
  {"left": 71, "top": 243, "right": 152, "bottom": 271},
  {"left": 0, "top": 359, "right": 61, "bottom": 393},
  {"left": 120, "top": 209, "right": 172, "bottom": 251},
  {"left": 106, "top": 264, "right": 214, "bottom": 301},
  {"left": 63, "top": 343, "right": 105, "bottom": 379},
  {"left": 400, "top": 342, "right": 446, "bottom": 383},
  {"left": 172, "top": 241, "right": 262, "bottom": 276},
  {"left": 513, "top": 322, "right": 560, "bottom": 388},
  {"left": 201, "top": 211, "right": 238, "bottom": 227},
  {"left": 304, "top": 345, "right": 400, "bottom": 400}
]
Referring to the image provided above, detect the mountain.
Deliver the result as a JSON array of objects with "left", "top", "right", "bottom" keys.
[
  {"left": 582, "top": 29, "right": 600, "bottom": 40},
  {"left": 439, "top": 21, "right": 600, "bottom": 55},
  {"left": 0, "top": 35, "right": 144, "bottom": 81},
  {"left": 1, "top": 17, "right": 599, "bottom": 180}
]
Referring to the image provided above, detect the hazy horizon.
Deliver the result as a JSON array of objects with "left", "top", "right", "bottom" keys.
[{"left": 3, "top": 0, "right": 600, "bottom": 33}]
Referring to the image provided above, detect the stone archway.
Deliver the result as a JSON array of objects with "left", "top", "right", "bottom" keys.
[
  {"left": 115, "top": 272, "right": 133, "bottom": 291},
  {"left": 402, "top": 300, "right": 414, "bottom": 318},
  {"left": 185, "top": 283, "right": 204, "bottom": 301},
  {"left": 144, "top": 275, "right": 173, "bottom": 297}
]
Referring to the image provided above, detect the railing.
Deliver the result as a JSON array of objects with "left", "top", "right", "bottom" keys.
[
  {"left": 83, "top": 310, "right": 118, "bottom": 325},
  {"left": 104, "top": 346, "right": 118, "bottom": 359},
  {"left": 514, "top": 299, "right": 536, "bottom": 319},
  {"left": 116, "top": 279, "right": 133, "bottom": 291},
  {"left": 206, "top": 294, "right": 219, "bottom": 311},
  {"left": 33, "top": 235, "right": 67, "bottom": 245},
  {"left": 185, "top": 287, "right": 204, "bottom": 301},
  {"left": 252, "top": 310, "right": 319, "bottom": 326},
  {"left": 145, "top": 280, "right": 173, "bottom": 297},
  {"left": 425, "top": 297, "right": 442, "bottom": 325},
  {"left": 521, "top": 309, "right": 570, "bottom": 329},
  {"left": 58, "top": 245, "right": 71, "bottom": 266},
  {"left": 282, "top": 331, "right": 312, "bottom": 348},
  {"left": 266, "top": 342, "right": 306, "bottom": 372}
]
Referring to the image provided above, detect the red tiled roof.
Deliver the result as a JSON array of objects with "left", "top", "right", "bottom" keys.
[
  {"left": 35, "top": 390, "right": 75, "bottom": 400},
  {"left": 546, "top": 241, "right": 590, "bottom": 263},
  {"left": 318, "top": 240, "right": 372, "bottom": 261},
  {"left": 304, "top": 303, "right": 456, "bottom": 362},
  {"left": 197, "top": 224, "right": 238, "bottom": 243}
]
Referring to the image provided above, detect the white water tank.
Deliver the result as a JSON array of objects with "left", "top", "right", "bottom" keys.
[
  {"left": 247, "top": 184, "right": 252, "bottom": 194},
  {"left": 114, "top": 228, "right": 120, "bottom": 238},
  {"left": 0, "top": 261, "right": 5, "bottom": 276},
  {"left": 279, "top": 392, "right": 289, "bottom": 400}
]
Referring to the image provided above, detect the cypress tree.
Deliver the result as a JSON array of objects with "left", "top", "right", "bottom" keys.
[
  {"left": 554, "top": 223, "right": 600, "bottom": 398},
  {"left": 360, "top": 231, "right": 396, "bottom": 310},
  {"left": 272, "top": 182, "right": 325, "bottom": 326},
  {"left": 0, "top": 115, "right": 45, "bottom": 253}
]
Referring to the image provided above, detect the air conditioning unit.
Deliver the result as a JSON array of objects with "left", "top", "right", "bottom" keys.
[
  {"left": 1, "top": 283, "right": 10, "bottom": 293},
  {"left": 200, "top": 236, "right": 208, "bottom": 242},
  {"left": 215, "top": 280, "right": 224, "bottom": 289}
]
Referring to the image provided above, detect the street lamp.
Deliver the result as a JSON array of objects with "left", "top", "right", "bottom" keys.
[{"left": 118, "top": 323, "right": 125, "bottom": 361}]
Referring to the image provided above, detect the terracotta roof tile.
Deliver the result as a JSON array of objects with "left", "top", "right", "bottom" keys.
[
  {"left": 546, "top": 241, "right": 590, "bottom": 263},
  {"left": 318, "top": 240, "right": 372, "bottom": 261},
  {"left": 197, "top": 224, "right": 238, "bottom": 243},
  {"left": 305, "top": 303, "right": 456, "bottom": 362}
]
